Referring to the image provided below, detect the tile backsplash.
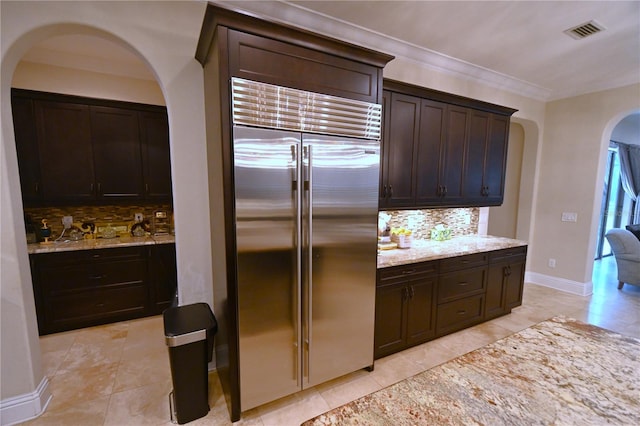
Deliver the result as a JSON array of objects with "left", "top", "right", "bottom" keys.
[
  {"left": 381, "top": 207, "right": 480, "bottom": 240},
  {"left": 24, "top": 203, "right": 172, "bottom": 238}
]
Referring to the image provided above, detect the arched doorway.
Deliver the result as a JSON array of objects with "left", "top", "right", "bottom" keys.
[
  {"left": 1, "top": 22, "right": 173, "bottom": 423},
  {"left": 593, "top": 111, "right": 640, "bottom": 288}
]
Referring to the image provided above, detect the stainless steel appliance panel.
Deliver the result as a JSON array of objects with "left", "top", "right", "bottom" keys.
[
  {"left": 234, "top": 126, "right": 301, "bottom": 410},
  {"left": 302, "top": 134, "right": 379, "bottom": 387}
]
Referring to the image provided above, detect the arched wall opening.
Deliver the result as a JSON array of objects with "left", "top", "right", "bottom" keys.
[
  {"left": 589, "top": 109, "right": 640, "bottom": 265},
  {"left": 488, "top": 117, "right": 541, "bottom": 246},
  {"left": 1, "top": 14, "right": 213, "bottom": 421}
]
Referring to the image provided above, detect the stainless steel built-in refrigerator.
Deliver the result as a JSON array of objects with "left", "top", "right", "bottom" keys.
[{"left": 231, "top": 78, "right": 381, "bottom": 410}]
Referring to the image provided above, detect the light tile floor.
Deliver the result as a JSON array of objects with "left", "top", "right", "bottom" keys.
[{"left": 24, "top": 256, "right": 640, "bottom": 425}]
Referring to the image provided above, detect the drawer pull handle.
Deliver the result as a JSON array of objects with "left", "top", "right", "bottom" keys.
[
  {"left": 402, "top": 269, "right": 416, "bottom": 275},
  {"left": 89, "top": 275, "right": 105, "bottom": 280},
  {"left": 457, "top": 310, "right": 467, "bottom": 315},
  {"left": 458, "top": 281, "right": 469, "bottom": 286}
]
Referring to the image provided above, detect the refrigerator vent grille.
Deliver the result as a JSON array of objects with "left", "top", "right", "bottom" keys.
[{"left": 231, "top": 77, "right": 382, "bottom": 140}]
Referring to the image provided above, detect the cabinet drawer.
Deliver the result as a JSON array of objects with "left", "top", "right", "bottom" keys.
[
  {"left": 440, "top": 252, "right": 488, "bottom": 273},
  {"left": 438, "top": 266, "right": 486, "bottom": 303},
  {"left": 378, "top": 260, "right": 439, "bottom": 285},
  {"left": 41, "top": 258, "right": 147, "bottom": 296},
  {"left": 47, "top": 284, "right": 147, "bottom": 326},
  {"left": 35, "top": 246, "right": 145, "bottom": 266},
  {"left": 489, "top": 246, "right": 527, "bottom": 263},
  {"left": 436, "top": 294, "right": 483, "bottom": 335}
]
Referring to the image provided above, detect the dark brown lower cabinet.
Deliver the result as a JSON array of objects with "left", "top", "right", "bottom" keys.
[
  {"left": 375, "top": 246, "right": 527, "bottom": 359},
  {"left": 485, "top": 246, "right": 527, "bottom": 320},
  {"left": 374, "top": 261, "right": 437, "bottom": 359},
  {"left": 30, "top": 244, "right": 177, "bottom": 335}
]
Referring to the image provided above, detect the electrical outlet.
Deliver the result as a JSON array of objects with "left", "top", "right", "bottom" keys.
[
  {"left": 62, "top": 216, "right": 73, "bottom": 229},
  {"left": 134, "top": 212, "right": 144, "bottom": 223},
  {"left": 561, "top": 212, "right": 578, "bottom": 222},
  {"left": 548, "top": 258, "right": 556, "bottom": 268}
]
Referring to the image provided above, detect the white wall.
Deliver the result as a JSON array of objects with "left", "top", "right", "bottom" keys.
[
  {"left": 1, "top": 1, "right": 212, "bottom": 416},
  {"left": 12, "top": 61, "right": 166, "bottom": 106},
  {"left": 488, "top": 123, "right": 525, "bottom": 238},
  {"left": 527, "top": 84, "right": 640, "bottom": 294}
]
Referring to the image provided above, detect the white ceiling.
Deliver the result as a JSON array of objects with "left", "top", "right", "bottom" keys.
[{"left": 20, "top": 0, "right": 640, "bottom": 102}]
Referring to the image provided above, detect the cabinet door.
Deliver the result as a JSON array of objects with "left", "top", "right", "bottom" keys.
[
  {"left": 464, "top": 110, "right": 490, "bottom": 203},
  {"left": 415, "top": 99, "right": 447, "bottom": 205},
  {"left": 374, "top": 281, "right": 407, "bottom": 359},
  {"left": 440, "top": 106, "right": 468, "bottom": 204},
  {"left": 139, "top": 110, "right": 172, "bottom": 201},
  {"left": 149, "top": 243, "right": 177, "bottom": 313},
  {"left": 90, "top": 106, "right": 144, "bottom": 200},
  {"left": 382, "top": 92, "right": 420, "bottom": 208},
  {"left": 12, "top": 95, "right": 41, "bottom": 204},
  {"left": 485, "top": 263, "right": 507, "bottom": 320},
  {"left": 483, "top": 115, "right": 510, "bottom": 205},
  {"left": 405, "top": 276, "right": 436, "bottom": 346},
  {"left": 505, "top": 258, "right": 525, "bottom": 310},
  {"left": 35, "top": 100, "right": 94, "bottom": 201}
]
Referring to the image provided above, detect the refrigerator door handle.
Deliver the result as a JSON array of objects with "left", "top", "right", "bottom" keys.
[
  {"left": 292, "top": 143, "right": 302, "bottom": 384},
  {"left": 303, "top": 144, "right": 313, "bottom": 382}
]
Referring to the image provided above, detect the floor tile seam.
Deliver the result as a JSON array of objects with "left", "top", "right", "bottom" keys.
[{"left": 48, "top": 337, "right": 79, "bottom": 377}]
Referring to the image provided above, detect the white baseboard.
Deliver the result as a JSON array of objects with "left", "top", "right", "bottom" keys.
[
  {"left": 525, "top": 271, "right": 593, "bottom": 296},
  {"left": 0, "top": 376, "right": 51, "bottom": 426}
]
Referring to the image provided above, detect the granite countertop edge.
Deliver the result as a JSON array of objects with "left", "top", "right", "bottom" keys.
[
  {"left": 377, "top": 234, "right": 528, "bottom": 269},
  {"left": 27, "top": 234, "right": 176, "bottom": 254}
]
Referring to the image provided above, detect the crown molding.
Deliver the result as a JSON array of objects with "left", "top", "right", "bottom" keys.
[{"left": 215, "top": 1, "right": 552, "bottom": 101}]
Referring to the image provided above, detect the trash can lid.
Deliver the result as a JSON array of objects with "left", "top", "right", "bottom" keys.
[{"left": 163, "top": 303, "right": 217, "bottom": 347}]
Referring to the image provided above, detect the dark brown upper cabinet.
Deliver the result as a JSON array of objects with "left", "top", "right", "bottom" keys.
[
  {"left": 34, "top": 100, "right": 95, "bottom": 202},
  {"left": 380, "top": 79, "right": 517, "bottom": 210},
  {"left": 11, "top": 89, "right": 172, "bottom": 206},
  {"left": 379, "top": 91, "right": 421, "bottom": 208},
  {"left": 138, "top": 111, "right": 172, "bottom": 201},
  {"left": 90, "top": 106, "right": 144, "bottom": 200},
  {"left": 11, "top": 96, "right": 42, "bottom": 204}
]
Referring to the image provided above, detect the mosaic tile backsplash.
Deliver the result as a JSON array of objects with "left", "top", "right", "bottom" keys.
[
  {"left": 380, "top": 207, "right": 479, "bottom": 240},
  {"left": 24, "top": 204, "right": 172, "bottom": 238}
]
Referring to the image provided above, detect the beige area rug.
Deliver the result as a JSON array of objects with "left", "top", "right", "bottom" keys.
[{"left": 303, "top": 317, "right": 640, "bottom": 425}]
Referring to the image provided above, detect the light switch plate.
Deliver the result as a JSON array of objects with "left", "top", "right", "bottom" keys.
[{"left": 561, "top": 212, "right": 578, "bottom": 222}]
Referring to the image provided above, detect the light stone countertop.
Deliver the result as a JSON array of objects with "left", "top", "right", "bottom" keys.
[
  {"left": 377, "top": 234, "right": 527, "bottom": 269},
  {"left": 27, "top": 234, "right": 175, "bottom": 254}
]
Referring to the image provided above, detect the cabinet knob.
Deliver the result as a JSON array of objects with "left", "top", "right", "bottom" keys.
[{"left": 388, "top": 185, "right": 393, "bottom": 197}]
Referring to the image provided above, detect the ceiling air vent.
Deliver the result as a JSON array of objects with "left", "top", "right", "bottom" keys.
[{"left": 564, "top": 20, "right": 606, "bottom": 40}]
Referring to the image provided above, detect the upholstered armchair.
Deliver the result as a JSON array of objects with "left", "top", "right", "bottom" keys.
[{"left": 605, "top": 228, "right": 640, "bottom": 289}]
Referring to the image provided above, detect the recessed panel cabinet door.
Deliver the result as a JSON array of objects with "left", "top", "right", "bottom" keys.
[
  {"left": 12, "top": 95, "right": 41, "bottom": 204},
  {"left": 440, "top": 106, "right": 468, "bottom": 203},
  {"left": 139, "top": 111, "right": 172, "bottom": 201},
  {"left": 484, "top": 115, "right": 510, "bottom": 205},
  {"left": 35, "top": 101, "right": 94, "bottom": 201},
  {"left": 374, "top": 282, "right": 406, "bottom": 359},
  {"left": 464, "top": 110, "right": 490, "bottom": 202},
  {"left": 381, "top": 92, "right": 420, "bottom": 207},
  {"left": 405, "top": 277, "right": 436, "bottom": 346},
  {"left": 415, "top": 99, "right": 447, "bottom": 205},
  {"left": 90, "top": 106, "right": 144, "bottom": 200}
]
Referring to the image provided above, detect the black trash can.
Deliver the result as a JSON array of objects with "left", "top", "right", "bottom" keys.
[{"left": 163, "top": 303, "right": 217, "bottom": 424}]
